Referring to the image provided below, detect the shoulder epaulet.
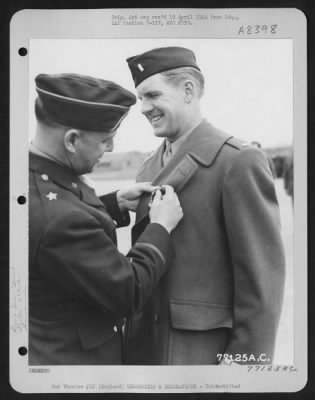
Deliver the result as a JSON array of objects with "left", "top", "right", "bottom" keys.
[{"left": 226, "top": 137, "right": 251, "bottom": 150}]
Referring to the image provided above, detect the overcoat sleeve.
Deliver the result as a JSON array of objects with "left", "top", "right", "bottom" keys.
[
  {"left": 222, "top": 146, "right": 285, "bottom": 364},
  {"left": 36, "top": 209, "right": 174, "bottom": 317},
  {"left": 99, "top": 191, "right": 130, "bottom": 228}
]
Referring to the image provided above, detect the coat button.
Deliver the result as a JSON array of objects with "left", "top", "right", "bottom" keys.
[
  {"left": 113, "top": 325, "right": 118, "bottom": 333},
  {"left": 72, "top": 182, "right": 78, "bottom": 188},
  {"left": 154, "top": 313, "right": 159, "bottom": 323},
  {"left": 41, "top": 174, "right": 49, "bottom": 181}
]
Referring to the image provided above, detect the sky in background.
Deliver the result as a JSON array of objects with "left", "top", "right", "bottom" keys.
[{"left": 29, "top": 38, "right": 293, "bottom": 152}]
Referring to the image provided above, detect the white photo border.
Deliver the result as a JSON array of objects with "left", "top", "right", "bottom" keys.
[{"left": 10, "top": 8, "right": 307, "bottom": 394}]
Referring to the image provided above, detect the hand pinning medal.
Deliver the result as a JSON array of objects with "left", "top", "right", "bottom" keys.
[{"left": 148, "top": 186, "right": 166, "bottom": 208}]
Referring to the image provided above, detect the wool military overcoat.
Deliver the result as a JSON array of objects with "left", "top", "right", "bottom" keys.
[
  {"left": 29, "top": 152, "right": 174, "bottom": 365},
  {"left": 125, "top": 120, "right": 285, "bottom": 365}
]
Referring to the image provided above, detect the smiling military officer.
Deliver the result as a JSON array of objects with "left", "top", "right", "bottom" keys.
[
  {"left": 125, "top": 47, "right": 285, "bottom": 365},
  {"left": 29, "top": 73, "right": 183, "bottom": 365}
]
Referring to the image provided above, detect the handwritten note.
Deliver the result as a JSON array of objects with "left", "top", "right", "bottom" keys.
[{"left": 10, "top": 265, "right": 27, "bottom": 333}]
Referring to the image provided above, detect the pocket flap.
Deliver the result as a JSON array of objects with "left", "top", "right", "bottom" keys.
[
  {"left": 170, "top": 300, "right": 233, "bottom": 331},
  {"left": 75, "top": 308, "right": 123, "bottom": 351}
]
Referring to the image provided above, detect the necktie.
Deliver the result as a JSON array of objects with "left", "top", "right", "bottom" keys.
[{"left": 163, "top": 141, "right": 172, "bottom": 166}]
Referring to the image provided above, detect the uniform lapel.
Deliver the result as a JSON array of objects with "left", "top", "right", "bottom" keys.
[
  {"left": 135, "top": 120, "right": 232, "bottom": 225},
  {"left": 135, "top": 142, "right": 198, "bottom": 223},
  {"left": 186, "top": 120, "right": 232, "bottom": 167}
]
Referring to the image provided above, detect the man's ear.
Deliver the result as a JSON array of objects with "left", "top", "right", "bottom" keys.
[
  {"left": 64, "top": 129, "right": 81, "bottom": 153},
  {"left": 183, "top": 80, "right": 194, "bottom": 102}
]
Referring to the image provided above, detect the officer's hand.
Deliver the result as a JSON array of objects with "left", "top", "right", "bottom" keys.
[
  {"left": 149, "top": 185, "right": 183, "bottom": 233},
  {"left": 117, "top": 182, "right": 157, "bottom": 212}
]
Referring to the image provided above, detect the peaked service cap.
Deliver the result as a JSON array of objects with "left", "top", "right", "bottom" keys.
[
  {"left": 35, "top": 73, "right": 137, "bottom": 132},
  {"left": 126, "top": 46, "right": 201, "bottom": 87}
]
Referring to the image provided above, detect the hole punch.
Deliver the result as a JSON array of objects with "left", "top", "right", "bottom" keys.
[
  {"left": 17, "top": 196, "right": 26, "bottom": 205},
  {"left": 18, "top": 346, "right": 28, "bottom": 356},
  {"left": 18, "top": 47, "right": 28, "bottom": 56}
]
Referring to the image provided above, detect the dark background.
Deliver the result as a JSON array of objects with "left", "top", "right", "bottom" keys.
[{"left": 1, "top": 0, "right": 314, "bottom": 399}]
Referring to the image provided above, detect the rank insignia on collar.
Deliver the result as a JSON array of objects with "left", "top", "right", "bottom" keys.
[{"left": 46, "top": 192, "right": 58, "bottom": 200}]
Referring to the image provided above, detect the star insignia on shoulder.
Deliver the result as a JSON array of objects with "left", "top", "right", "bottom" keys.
[{"left": 46, "top": 192, "right": 58, "bottom": 201}]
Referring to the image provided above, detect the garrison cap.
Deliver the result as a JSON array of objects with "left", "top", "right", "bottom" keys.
[
  {"left": 126, "top": 47, "right": 201, "bottom": 87},
  {"left": 35, "top": 73, "right": 136, "bottom": 132}
]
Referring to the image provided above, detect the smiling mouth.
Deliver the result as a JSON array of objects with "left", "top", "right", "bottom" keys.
[{"left": 150, "top": 115, "right": 162, "bottom": 124}]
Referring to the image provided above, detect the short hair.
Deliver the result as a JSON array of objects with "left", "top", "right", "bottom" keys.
[{"left": 160, "top": 67, "right": 205, "bottom": 98}]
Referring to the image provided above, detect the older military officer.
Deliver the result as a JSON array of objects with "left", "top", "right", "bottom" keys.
[
  {"left": 29, "top": 73, "right": 183, "bottom": 365},
  {"left": 125, "top": 47, "right": 285, "bottom": 365}
]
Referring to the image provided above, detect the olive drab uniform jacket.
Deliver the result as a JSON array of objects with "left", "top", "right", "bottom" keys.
[
  {"left": 29, "top": 152, "right": 174, "bottom": 365},
  {"left": 125, "top": 120, "right": 285, "bottom": 365}
]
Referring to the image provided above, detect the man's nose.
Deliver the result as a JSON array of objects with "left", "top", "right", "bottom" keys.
[{"left": 141, "top": 99, "right": 153, "bottom": 115}]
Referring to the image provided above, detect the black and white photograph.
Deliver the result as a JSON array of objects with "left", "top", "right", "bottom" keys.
[{"left": 9, "top": 8, "right": 307, "bottom": 393}]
